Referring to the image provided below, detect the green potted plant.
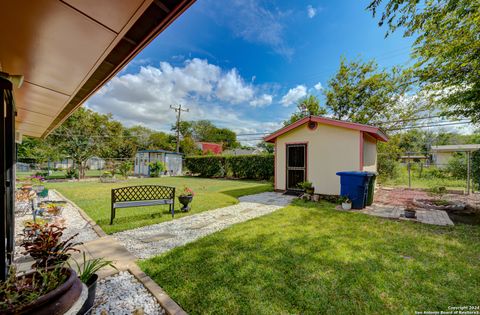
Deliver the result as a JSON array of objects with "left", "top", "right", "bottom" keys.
[
  {"left": 298, "top": 181, "right": 314, "bottom": 195},
  {"left": 0, "top": 265, "right": 83, "bottom": 315},
  {"left": 178, "top": 186, "right": 194, "bottom": 212},
  {"left": 72, "top": 252, "right": 116, "bottom": 315},
  {"left": 4, "top": 222, "right": 86, "bottom": 314},
  {"left": 30, "top": 175, "right": 45, "bottom": 193},
  {"left": 339, "top": 196, "right": 352, "bottom": 210}
]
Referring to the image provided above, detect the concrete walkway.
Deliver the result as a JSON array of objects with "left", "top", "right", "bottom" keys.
[
  {"left": 356, "top": 203, "right": 454, "bottom": 226},
  {"left": 113, "top": 192, "right": 295, "bottom": 259}
]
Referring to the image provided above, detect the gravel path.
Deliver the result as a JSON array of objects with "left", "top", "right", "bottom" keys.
[
  {"left": 114, "top": 192, "right": 294, "bottom": 259},
  {"left": 93, "top": 271, "right": 164, "bottom": 315}
]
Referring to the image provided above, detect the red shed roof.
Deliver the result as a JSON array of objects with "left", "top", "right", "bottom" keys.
[
  {"left": 264, "top": 116, "right": 388, "bottom": 143},
  {"left": 198, "top": 142, "right": 223, "bottom": 155}
]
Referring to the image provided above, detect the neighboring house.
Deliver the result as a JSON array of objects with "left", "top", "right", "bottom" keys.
[
  {"left": 52, "top": 156, "right": 105, "bottom": 170},
  {"left": 197, "top": 142, "right": 223, "bottom": 155},
  {"left": 134, "top": 150, "right": 183, "bottom": 176},
  {"left": 223, "top": 148, "right": 263, "bottom": 156},
  {"left": 431, "top": 144, "right": 480, "bottom": 168},
  {"left": 264, "top": 116, "right": 388, "bottom": 195}
]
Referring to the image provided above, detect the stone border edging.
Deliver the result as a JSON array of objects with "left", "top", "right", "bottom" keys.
[
  {"left": 128, "top": 265, "right": 188, "bottom": 315},
  {"left": 52, "top": 189, "right": 107, "bottom": 237}
]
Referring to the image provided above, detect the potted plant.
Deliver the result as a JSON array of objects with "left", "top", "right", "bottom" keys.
[
  {"left": 72, "top": 252, "right": 116, "bottom": 315},
  {"left": 298, "top": 181, "right": 315, "bottom": 195},
  {"left": 404, "top": 203, "right": 417, "bottom": 218},
  {"left": 0, "top": 265, "right": 83, "bottom": 315},
  {"left": 178, "top": 186, "right": 194, "bottom": 212},
  {"left": 20, "top": 222, "right": 81, "bottom": 268},
  {"left": 3, "top": 222, "right": 86, "bottom": 314},
  {"left": 339, "top": 196, "right": 352, "bottom": 210},
  {"left": 30, "top": 175, "right": 45, "bottom": 192}
]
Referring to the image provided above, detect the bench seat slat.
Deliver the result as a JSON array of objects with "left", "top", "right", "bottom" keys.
[{"left": 114, "top": 199, "right": 173, "bottom": 208}]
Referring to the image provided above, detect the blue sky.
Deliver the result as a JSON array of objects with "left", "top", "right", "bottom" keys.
[{"left": 87, "top": 0, "right": 415, "bottom": 143}]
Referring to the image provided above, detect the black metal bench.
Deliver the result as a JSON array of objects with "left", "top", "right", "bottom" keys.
[{"left": 110, "top": 185, "right": 175, "bottom": 225}]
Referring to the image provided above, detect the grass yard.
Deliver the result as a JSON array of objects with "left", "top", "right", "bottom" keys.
[
  {"left": 379, "top": 165, "right": 469, "bottom": 191},
  {"left": 139, "top": 199, "right": 480, "bottom": 315},
  {"left": 46, "top": 177, "right": 272, "bottom": 234}
]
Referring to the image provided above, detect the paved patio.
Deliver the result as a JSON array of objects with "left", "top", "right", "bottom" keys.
[
  {"left": 113, "top": 192, "right": 295, "bottom": 259},
  {"left": 355, "top": 203, "right": 454, "bottom": 226}
]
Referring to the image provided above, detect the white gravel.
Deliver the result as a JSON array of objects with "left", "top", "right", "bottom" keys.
[
  {"left": 14, "top": 190, "right": 98, "bottom": 262},
  {"left": 93, "top": 271, "right": 164, "bottom": 315},
  {"left": 114, "top": 192, "right": 294, "bottom": 259}
]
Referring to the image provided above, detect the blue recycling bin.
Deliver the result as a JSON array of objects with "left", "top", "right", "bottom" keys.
[{"left": 336, "top": 171, "right": 374, "bottom": 209}]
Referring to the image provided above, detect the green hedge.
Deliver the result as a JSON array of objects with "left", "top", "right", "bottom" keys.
[{"left": 185, "top": 154, "right": 274, "bottom": 180}]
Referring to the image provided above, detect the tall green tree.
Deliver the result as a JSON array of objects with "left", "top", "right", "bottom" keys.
[
  {"left": 368, "top": 0, "right": 480, "bottom": 122},
  {"left": 48, "top": 107, "right": 113, "bottom": 178},
  {"left": 284, "top": 95, "right": 327, "bottom": 125},
  {"left": 323, "top": 58, "right": 411, "bottom": 125}
]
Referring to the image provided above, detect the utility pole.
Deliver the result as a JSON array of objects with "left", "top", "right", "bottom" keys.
[{"left": 170, "top": 104, "right": 189, "bottom": 153}]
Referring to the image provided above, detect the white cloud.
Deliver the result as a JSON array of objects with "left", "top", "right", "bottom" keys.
[
  {"left": 205, "top": 0, "right": 294, "bottom": 59},
  {"left": 314, "top": 82, "right": 323, "bottom": 90},
  {"left": 86, "top": 58, "right": 276, "bottom": 142},
  {"left": 307, "top": 5, "right": 317, "bottom": 18},
  {"left": 281, "top": 85, "right": 307, "bottom": 107},
  {"left": 216, "top": 69, "right": 254, "bottom": 104},
  {"left": 249, "top": 94, "right": 273, "bottom": 107}
]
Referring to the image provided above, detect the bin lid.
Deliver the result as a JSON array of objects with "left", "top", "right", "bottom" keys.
[{"left": 336, "top": 171, "right": 374, "bottom": 177}]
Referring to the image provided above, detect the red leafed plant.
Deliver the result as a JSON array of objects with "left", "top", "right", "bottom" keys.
[{"left": 20, "top": 223, "right": 82, "bottom": 268}]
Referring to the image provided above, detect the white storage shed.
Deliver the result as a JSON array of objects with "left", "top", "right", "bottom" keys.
[{"left": 134, "top": 150, "right": 183, "bottom": 176}]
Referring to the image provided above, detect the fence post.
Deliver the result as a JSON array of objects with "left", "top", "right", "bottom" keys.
[
  {"left": 467, "top": 151, "right": 471, "bottom": 195},
  {"left": 407, "top": 152, "right": 411, "bottom": 189}
]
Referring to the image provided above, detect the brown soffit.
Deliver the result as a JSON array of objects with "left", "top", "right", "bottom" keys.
[{"left": 42, "top": 0, "right": 196, "bottom": 138}]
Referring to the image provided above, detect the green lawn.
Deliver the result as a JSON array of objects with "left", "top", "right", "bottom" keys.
[
  {"left": 139, "top": 199, "right": 480, "bottom": 315},
  {"left": 46, "top": 177, "right": 272, "bottom": 234}
]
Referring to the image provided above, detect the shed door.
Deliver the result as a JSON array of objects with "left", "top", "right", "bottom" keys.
[{"left": 286, "top": 144, "right": 306, "bottom": 190}]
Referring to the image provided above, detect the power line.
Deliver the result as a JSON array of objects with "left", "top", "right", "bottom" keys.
[{"left": 386, "top": 120, "right": 472, "bottom": 131}]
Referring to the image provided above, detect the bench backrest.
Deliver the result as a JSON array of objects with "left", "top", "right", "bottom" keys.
[{"left": 112, "top": 185, "right": 175, "bottom": 203}]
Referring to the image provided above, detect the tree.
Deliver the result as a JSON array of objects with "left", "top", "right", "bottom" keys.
[
  {"left": 367, "top": 0, "right": 480, "bottom": 122},
  {"left": 48, "top": 107, "right": 112, "bottom": 179},
  {"left": 323, "top": 57, "right": 411, "bottom": 125},
  {"left": 284, "top": 95, "right": 327, "bottom": 125},
  {"left": 17, "top": 136, "right": 63, "bottom": 165},
  {"left": 257, "top": 142, "right": 274, "bottom": 153},
  {"left": 172, "top": 120, "right": 240, "bottom": 150}
]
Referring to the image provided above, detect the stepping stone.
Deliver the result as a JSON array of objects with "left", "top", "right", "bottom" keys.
[
  {"left": 140, "top": 233, "right": 176, "bottom": 243},
  {"left": 187, "top": 222, "right": 212, "bottom": 230},
  {"left": 240, "top": 208, "right": 255, "bottom": 213}
]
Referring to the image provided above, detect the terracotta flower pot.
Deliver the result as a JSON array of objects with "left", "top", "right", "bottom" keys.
[{"left": 15, "top": 268, "right": 83, "bottom": 315}]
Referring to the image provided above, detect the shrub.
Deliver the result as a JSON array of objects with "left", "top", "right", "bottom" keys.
[
  {"left": 446, "top": 153, "right": 467, "bottom": 179},
  {"left": 65, "top": 167, "right": 79, "bottom": 179},
  {"left": 118, "top": 161, "right": 132, "bottom": 178},
  {"left": 185, "top": 156, "right": 226, "bottom": 177},
  {"left": 185, "top": 154, "right": 273, "bottom": 179},
  {"left": 149, "top": 161, "right": 165, "bottom": 177},
  {"left": 225, "top": 155, "right": 274, "bottom": 179},
  {"left": 421, "top": 166, "right": 448, "bottom": 179}
]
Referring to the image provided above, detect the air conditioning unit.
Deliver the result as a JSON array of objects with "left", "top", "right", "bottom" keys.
[{"left": 15, "top": 130, "right": 22, "bottom": 144}]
